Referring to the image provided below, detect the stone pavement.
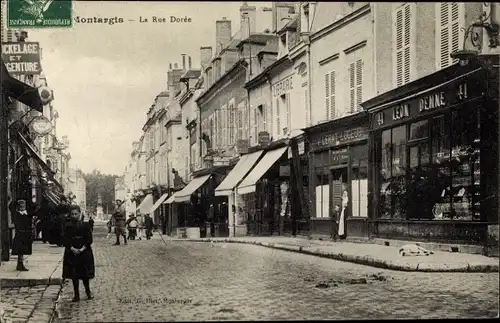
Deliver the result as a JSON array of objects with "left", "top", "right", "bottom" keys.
[
  {"left": 54, "top": 227, "right": 498, "bottom": 321},
  {"left": 0, "top": 241, "right": 64, "bottom": 288},
  {"left": 159, "top": 234, "right": 500, "bottom": 273},
  {"left": 0, "top": 242, "right": 64, "bottom": 323},
  {"left": 0, "top": 285, "right": 61, "bottom": 323}
]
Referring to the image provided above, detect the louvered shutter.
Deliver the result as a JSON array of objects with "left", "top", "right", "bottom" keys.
[
  {"left": 214, "top": 111, "right": 219, "bottom": 148},
  {"left": 325, "top": 73, "right": 330, "bottom": 120},
  {"left": 329, "top": 71, "right": 336, "bottom": 119},
  {"left": 222, "top": 104, "right": 227, "bottom": 147},
  {"left": 350, "top": 62, "right": 356, "bottom": 112},
  {"left": 243, "top": 100, "right": 249, "bottom": 140},
  {"left": 276, "top": 98, "right": 280, "bottom": 137},
  {"left": 304, "top": 86, "right": 309, "bottom": 126},
  {"left": 250, "top": 105, "right": 256, "bottom": 145},
  {"left": 254, "top": 106, "right": 259, "bottom": 144},
  {"left": 393, "top": 4, "right": 412, "bottom": 87},
  {"left": 286, "top": 95, "right": 291, "bottom": 135},
  {"left": 228, "top": 102, "right": 234, "bottom": 145},
  {"left": 262, "top": 104, "right": 267, "bottom": 134},
  {"left": 356, "top": 59, "right": 363, "bottom": 109},
  {"left": 437, "top": 2, "right": 463, "bottom": 69}
]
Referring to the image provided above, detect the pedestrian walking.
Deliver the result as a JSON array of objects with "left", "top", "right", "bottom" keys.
[
  {"left": 88, "top": 216, "right": 94, "bottom": 232},
  {"left": 126, "top": 215, "right": 138, "bottom": 240},
  {"left": 62, "top": 205, "right": 95, "bottom": 302},
  {"left": 11, "top": 199, "right": 39, "bottom": 271},
  {"left": 144, "top": 214, "right": 153, "bottom": 240},
  {"left": 112, "top": 199, "right": 127, "bottom": 245}
]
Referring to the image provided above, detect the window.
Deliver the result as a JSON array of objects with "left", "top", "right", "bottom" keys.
[
  {"left": 349, "top": 59, "right": 363, "bottom": 113},
  {"left": 214, "top": 110, "right": 220, "bottom": 148},
  {"left": 221, "top": 104, "right": 227, "bottom": 147},
  {"left": 325, "top": 71, "right": 336, "bottom": 120},
  {"left": 275, "top": 97, "right": 281, "bottom": 138},
  {"left": 252, "top": 105, "right": 258, "bottom": 145},
  {"left": 228, "top": 100, "right": 236, "bottom": 145},
  {"left": 377, "top": 106, "right": 481, "bottom": 221},
  {"left": 237, "top": 103, "right": 244, "bottom": 141},
  {"left": 281, "top": 94, "right": 290, "bottom": 136},
  {"left": 315, "top": 174, "right": 329, "bottom": 218},
  {"left": 393, "top": 3, "right": 415, "bottom": 87},
  {"left": 436, "top": 2, "right": 464, "bottom": 69},
  {"left": 303, "top": 84, "right": 310, "bottom": 126}
]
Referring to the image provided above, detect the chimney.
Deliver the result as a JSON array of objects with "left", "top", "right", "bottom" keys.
[
  {"left": 215, "top": 17, "right": 231, "bottom": 53},
  {"left": 188, "top": 56, "right": 192, "bottom": 69},
  {"left": 174, "top": 63, "right": 178, "bottom": 69},
  {"left": 182, "top": 54, "right": 186, "bottom": 70},
  {"left": 240, "top": 3, "right": 256, "bottom": 39},
  {"left": 200, "top": 46, "right": 212, "bottom": 69},
  {"left": 169, "top": 63, "right": 172, "bottom": 70}
]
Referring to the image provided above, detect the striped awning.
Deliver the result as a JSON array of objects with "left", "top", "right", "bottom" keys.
[{"left": 43, "top": 190, "right": 61, "bottom": 206}]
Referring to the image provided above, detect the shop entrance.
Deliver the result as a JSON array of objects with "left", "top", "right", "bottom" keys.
[{"left": 329, "top": 166, "right": 348, "bottom": 237}]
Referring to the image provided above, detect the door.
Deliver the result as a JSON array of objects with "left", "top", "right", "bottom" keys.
[
  {"left": 330, "top": 167, "right": 348, "bottom": 236},
  {"left": 407, "top": 141, "right": 431, "bottom": 219}
]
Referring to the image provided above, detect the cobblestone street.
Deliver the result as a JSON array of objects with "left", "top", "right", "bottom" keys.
[
  {"left": 0, "top": 285, "right": 60, "bottom": 323},
  {"left": 51, "top": 226, "right": 499, "bottom": 322}
]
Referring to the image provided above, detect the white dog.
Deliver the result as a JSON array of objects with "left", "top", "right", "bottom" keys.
[{"left": 399, "top": 244, "right": 434, "bottom": 256}]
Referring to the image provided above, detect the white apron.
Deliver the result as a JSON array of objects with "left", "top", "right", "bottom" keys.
[{"left": 338, "top": 207, "right": 346, "bottom": 236}]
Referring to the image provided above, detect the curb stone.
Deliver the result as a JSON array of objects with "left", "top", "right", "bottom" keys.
[{"left": 163, "top": 235, "right": 499, "bottom": 273}]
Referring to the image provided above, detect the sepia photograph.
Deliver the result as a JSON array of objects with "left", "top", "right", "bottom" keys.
[{"left": 0, "top": 1, "right": 499, "bottom": 322}]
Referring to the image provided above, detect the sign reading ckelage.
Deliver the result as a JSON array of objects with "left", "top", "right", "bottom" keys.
[{"left": 1, "top": 42, "right": 42, "bottom": 76}]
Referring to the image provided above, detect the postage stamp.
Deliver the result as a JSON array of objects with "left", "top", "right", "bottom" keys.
[{"left": 7, "top": 0, "right": 72, "bottom": 28}]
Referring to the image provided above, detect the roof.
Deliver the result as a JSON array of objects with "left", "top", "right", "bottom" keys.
[
  {"left": 258, "top": 36, "right": 279, "bottom": 55},
  {"left": 180, "top": 69, "right": 201, "bottom": 81},
  {"left": 278, "top": 15, "right": 298, "bottom": 34},
  {"left": 237, "top": 33, "right": 276, "bottom": 48}
]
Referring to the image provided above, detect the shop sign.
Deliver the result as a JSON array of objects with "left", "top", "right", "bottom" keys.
[
  {"left": 311, "top": 127, "right": 368, "bottom": 149},
  {"left": 272, "top": 74, "right": 294, "bottom": 97},
  {"left": 1, "top": 42, "right": 41, "bottom": 76},
  {"left": 236, "top": 139, "right": 249, "bottom": 154},
  {"left": 371, "top": 72, "right": 483, "bottom": 130},
  {"left": 330, "top": 148, "right": 349, "bottom": 165},
  {"left": 31, "top": 115, "right": 52, "bottom": 136},
  {"left": 258, "top": 131, "right": 271, "bottom": 146},
  {"left": 288, "top": 138, "right": 305, "bottom": 159}
]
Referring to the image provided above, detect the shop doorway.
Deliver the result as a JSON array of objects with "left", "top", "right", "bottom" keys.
[{"left": 330, "top": 166, "right": 348, "bottom": 237}]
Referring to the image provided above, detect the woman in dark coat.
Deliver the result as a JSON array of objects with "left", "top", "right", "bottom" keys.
[
  {"left": 11, "top": 199, "right": 38, "bottom": 271},
  {"left": 62, "top": 204, "right": 95, "bottom": 302}
]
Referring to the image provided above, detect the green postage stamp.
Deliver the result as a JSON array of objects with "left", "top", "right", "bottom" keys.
[{"left": 7, "top": 0, "right": 72, "bottom": 28}]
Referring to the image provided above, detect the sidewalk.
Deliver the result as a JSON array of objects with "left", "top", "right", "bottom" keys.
[
  {"left": 157, "top": 234, "right": 499, "bottom": 273},
  {"left": 0, "top": 241, "right": 64, "bottom": 288}
]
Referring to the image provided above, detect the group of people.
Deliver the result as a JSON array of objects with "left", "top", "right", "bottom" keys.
[
  {"left": 11, "top": 199, "right": 95, "bottom": 303},
  {"left": 107, "top": 199, "right": 154, "bottom": 245}
]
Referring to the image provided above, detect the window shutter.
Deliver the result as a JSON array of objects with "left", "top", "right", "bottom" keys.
[
  {"left": 349, "top": 63, "right": 356, "bottom": 112},
  {"left": 286, "top": 95, "right": 291, "bottom": 135},
  {"left": 228, "top": 103, "right": 234, "bottom": 145},
  {"left": 355, "top": 59, "right": 363, "bottom": 109},
  {"left": 250, "top": 105, "right": 256, "bottom": 145},
  {"left": 329, "top": 71, "right": 335, "bottom": 119},
  {"left": 254, "top": 106, "right": 258, "bottom": 145},
  {"left": 222, "top": 105, "right": 228, "bottom": 147},
  {"left": 393, "top": 4, "right": 413, "bottom": 87},
  {"left": 304, "top": 87, "right": 309, "bottom": 126},
  {"left": 243, "top": 101, "right": 249, "bottom": 140},
  {"left": 214, "top": 111, "right": 219, "bottom": 148},
  {"left": 276, "top": 97, "right": 280, "bottom": 138},
  {"left": 437, "top": 2, "right": 464, "bottom": 69},
  {"left": 403, "top": 5, "right": 411, "bottom": 84},
  {"left": 324, "top": 73, "right": 330, "bottom": 120},
  {"left": 262, "top": 105, "right": 267, "bottom": 133},
  {"left": 237, "top": 103, "right": 243, "bottom": 140}
]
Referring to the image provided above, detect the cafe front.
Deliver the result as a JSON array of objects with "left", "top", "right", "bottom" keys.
[
  {"left": 304, "top": 112, "right": 370, "bottom": 238},
  {"left": 362, "top": 58, "right": 498, "bottom": 245}
]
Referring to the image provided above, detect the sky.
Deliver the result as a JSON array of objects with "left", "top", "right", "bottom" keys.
[{"left": 28, "top": 1, "right": 258, "bottom": 176}]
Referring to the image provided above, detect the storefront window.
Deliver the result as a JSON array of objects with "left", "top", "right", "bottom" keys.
[
  {"left": 315, "top": 173, "right": 329, "bottom": 218},
  {"left": 377, "top": 104, "right": 481, "bottom": 221}
]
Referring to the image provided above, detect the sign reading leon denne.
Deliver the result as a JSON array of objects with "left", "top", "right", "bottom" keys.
[{"left": 1, "top": 42, "right": 41, "bottom": 75}]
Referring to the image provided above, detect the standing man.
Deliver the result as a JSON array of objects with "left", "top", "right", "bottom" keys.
[
  {"left": 144, "top": 214, "right": 153, "bottom": 240},
  {"left": 111, "top": 199, "right": 127, "bottom": 245}
]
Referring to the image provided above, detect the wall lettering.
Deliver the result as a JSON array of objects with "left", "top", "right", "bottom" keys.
[
  {"left": 273, "top": 74, "right": 294, "bottom": 97},
  {"left": 392, "top": 104, "right": 409, "bottom": 120},
  {"left": 419, "top": 92, "right": 446, "bottom": 112},
  {"left": 312, "top": 127, "right": 368, "bottom": 149}
]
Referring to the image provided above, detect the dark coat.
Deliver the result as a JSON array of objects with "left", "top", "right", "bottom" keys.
[
  {"left": 62, "top": 221, "right": 95, "bottom": 280},
  {"left": 11, "top": 210, "right": 35, "bottom": 256},
  {"left": 144, "top": 216, "right": 153, "bottom": 230}
]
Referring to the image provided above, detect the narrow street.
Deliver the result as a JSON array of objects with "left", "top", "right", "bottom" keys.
[{"left": 53, "top": 224, "right": 499, "bottom": 322}]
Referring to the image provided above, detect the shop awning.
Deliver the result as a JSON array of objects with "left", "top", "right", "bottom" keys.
[
  {"left": 17, "top": 132, "right": 56, "bottom": 177},
  {"left": 43, "top": 190, "right": 61, "bottom": 206},
  {"left": 150, "top": 193, "right": 169, "bottom": 213},
  {"left": 237, "top": 146, "right": 288, "bottom": 195},
  {"left": 174, "top": 174, "right": 211, "bottom": 203},
  {"left": 164, "top": 192, "right": 178, "bottom": 204},
  {"left": 136, "top": 194, "right": 153, "bottom": 214},
  {"left": 215, "top": 150, "right": 264, "bottom": 196},
  {"left": 2, "top": 59, "right": 43, "bottom": 112}
]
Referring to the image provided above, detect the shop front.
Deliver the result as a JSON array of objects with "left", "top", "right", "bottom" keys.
[
  {"left": 214, "top": 150, "right": 264, "bottom": 237},
  {"left": 363, "top": 58, "right": 498, "bottom": 245},
  {"left": 305, "top": 113, "right": 370, "bottom": 239},
  {"left": 173, "top": 167, "right": 228, "bottom": 238},
  {"left": 237, "top": 142, "right": 291, "bottom": 236}
]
